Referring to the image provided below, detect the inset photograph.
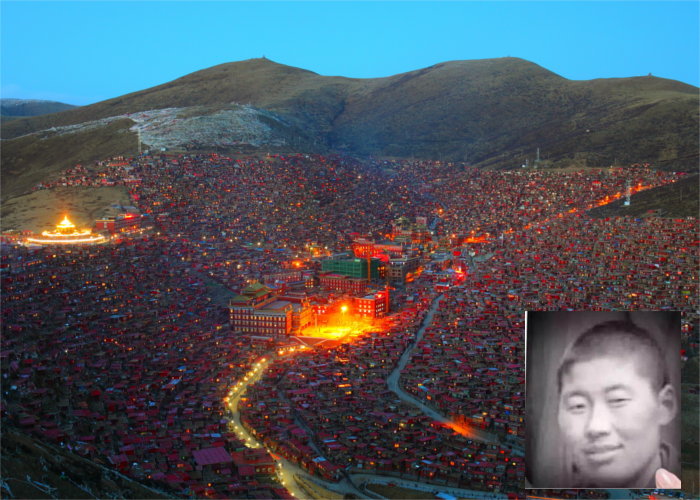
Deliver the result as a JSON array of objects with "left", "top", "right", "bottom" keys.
[{"left": 525, "top": 311, "right": 681, "bottom": 489}]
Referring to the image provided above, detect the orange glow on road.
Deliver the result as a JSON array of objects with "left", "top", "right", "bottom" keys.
[
  {"left": 593, "top": 184, "right": 654, "bottom": 208},
  {"left": 494, "top": 181, "right": 659, "bottom": 240},
  {"left": 300, "top": 314, "right": 384, "bottom": 342}
]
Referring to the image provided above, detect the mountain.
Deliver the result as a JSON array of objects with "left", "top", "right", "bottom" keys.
[
  {"left": 1, "top": 98, "right": 79, "bottom": 121},
  {"left": 2, "top": 57, "right": 698, "bottom": 199}
]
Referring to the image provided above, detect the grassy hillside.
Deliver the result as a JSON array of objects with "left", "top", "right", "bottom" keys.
[
  {"left": 0, "top": 59, "right": 361, "bottom": 140},
  {"left": 1, "top": 119, "right": 136, "bottom": 200},
  {"left": 2, "top": 57, "right": 698, "bottom": 200},
  {"left": 329, "top": 58, "right": 698, "bottom": 171}
]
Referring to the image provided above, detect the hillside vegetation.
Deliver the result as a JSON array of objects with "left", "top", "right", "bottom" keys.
[
  {"left": 2, "top": 57, "right": 698, "bottom": 200},
  {"left": 2, "top": 119, "right": 136, "bottom": 200}
]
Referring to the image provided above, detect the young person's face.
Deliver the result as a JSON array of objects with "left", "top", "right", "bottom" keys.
[{"left": 558, "top": 356, "right": 665, "bottom": 487}]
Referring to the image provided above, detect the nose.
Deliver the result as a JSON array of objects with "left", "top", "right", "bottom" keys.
[{"left": 585, "top": 401, "right": 613, "bottom": 439}]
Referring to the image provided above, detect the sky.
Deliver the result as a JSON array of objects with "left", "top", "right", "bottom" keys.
[{"left": 2, "top": 1, "right": 698, "bottom": 106}]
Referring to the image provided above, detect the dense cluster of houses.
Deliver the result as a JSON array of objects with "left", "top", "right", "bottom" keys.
[
  {"left": 238, "top": 293, "right": 529, "bottom": 496},
  {"left": 399, "top": 298, "right": 525, "bottom": 440},
  {"left": 396, "top": 162, "right": 697, "bottom": 326},
  {"left": 0, "top": 240, "right": 290, "bottom": 498},
  {"left": 2, "top": 151, "right": 697, "bottom": 499},
  {"left": 31, "top": 159, "right": 141, "bottom": 192},
  {"left": 427, "top": 164, "right": 681, "bottom": 239}
]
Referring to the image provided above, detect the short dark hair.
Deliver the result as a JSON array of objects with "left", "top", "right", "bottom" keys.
[{"left": 557, "top": 320, "right": 668, "bottom": 396}]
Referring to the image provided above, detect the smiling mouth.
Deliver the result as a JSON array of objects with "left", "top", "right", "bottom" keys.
[{"left": 584, "top": 445, "right": 622, "bottom": 465}]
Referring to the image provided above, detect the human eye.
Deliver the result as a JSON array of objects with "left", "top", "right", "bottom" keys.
[
  {"left": 607, "top": 396, "right": 631, "bottom": 407},
  {"left": 566, "top": 396, "right": 588, "bottom": 414},
  {"left": 607, "top": 389, "right": 632, "bottom": 407}
]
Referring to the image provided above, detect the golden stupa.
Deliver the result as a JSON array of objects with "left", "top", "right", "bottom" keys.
[{"left": 26, "top": 215, "right": 107, "bottom": 245}]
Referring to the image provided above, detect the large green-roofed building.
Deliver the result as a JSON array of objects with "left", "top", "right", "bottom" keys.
[{"left": 321, "top": 258, "right": 385, "bottom": 279}]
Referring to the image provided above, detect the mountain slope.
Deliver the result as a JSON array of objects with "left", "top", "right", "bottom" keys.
[
  {"left": 2, "top": 57, "right": 697, "bottom": 199},
  {"left": 328, "top": 58, "right": 698, "bottom": 168},
  {"left": 1, "top": 98, "right": 79, "bottom": 120},
  {"left": 1, "top": 59, "right": 359, "bottom": 140},
  {"left": 1, "top": 119, "right": 137, "bottom": 200}
]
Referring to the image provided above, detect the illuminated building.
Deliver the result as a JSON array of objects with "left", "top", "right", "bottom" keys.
[
  {"left": 25, "top": 216, "right": 107, "bottom": 246},
  {"left": 319, "top": 273, "right": 368, "bottom": 294},
  {"left": 263, "top": 270, "right": 303, "bottom": 285},
  {"left": 352, "top": 237, "right": 407, "bottom": 259},
  {"left": 355, "top": 290, "right": 389, "bottom": 318},
  {"left": 94, "top": 213, "right": 143, "bottom": 234},
  {"left": 278, "top": 294, "right": 313, "bottom": 333},
  {"left": 321, "top": 258, "right": 386, "bottom": 280},
  {"left": 230, "top": 283, "right": 293, "bottom": 337}
]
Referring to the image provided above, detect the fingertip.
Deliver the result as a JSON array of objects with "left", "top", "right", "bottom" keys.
[{"left": 656, "top": 468, "right": 682, "bottom": 489}]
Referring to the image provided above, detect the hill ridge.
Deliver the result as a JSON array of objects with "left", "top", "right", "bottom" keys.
[{"left": 1, "top": 56, "right": 697, "bottom": 199}]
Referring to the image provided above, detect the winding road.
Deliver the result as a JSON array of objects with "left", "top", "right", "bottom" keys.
[
  {"left": 225, "top": 293, "right": 519, "bottom": 499},
  {"left": 228, "top": 357, "right": 363, "bottom": 499},
  {"left": 387, "top": 294, "right": 505, "bottom": 447}
]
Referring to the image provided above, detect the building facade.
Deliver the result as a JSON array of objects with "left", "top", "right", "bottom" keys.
[
  {"left": 388, "top": 256, "right": 422, "bottom": 284},
  {"left": 355, "top": 290, "right": 389, "bottom": 318},
  {"left": 95, "top": 213, "right": 143, "bottom": 234},
  {"left": 320, "top": 258, "right": 385, "bottom": 280},
  {"left": 278, "top": 294, "right": 314, "bottom": 334},
  {"left": 319, "top": 273, "right": 368, "bottom": 294},
  {"left": 263, "top": 270, "right": 303, "bottom": 285},
  {"left": 230, "top": 283, "right": 293, "bottom": 337}
]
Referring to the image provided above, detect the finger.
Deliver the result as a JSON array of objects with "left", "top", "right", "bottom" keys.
[{"left": 655, "top": 468, "right": 682, "bottom": 489}]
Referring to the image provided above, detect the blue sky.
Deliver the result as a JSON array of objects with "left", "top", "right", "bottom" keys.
[{"left": 2, "top": 2, "right": 698, "bottom": 106}]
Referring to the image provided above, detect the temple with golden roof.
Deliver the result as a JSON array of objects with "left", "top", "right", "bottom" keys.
[{"left": 25, "top": 216, "right": 107, "bottom": 246}]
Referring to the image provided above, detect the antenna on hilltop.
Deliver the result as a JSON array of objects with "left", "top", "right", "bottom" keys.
[{"left": 624, "top": 179, "right": 631, "bottom": 206}]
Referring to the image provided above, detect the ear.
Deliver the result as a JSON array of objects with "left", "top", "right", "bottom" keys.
[{"left": 656, "top": 384, "right": 677, "bottom": 426}]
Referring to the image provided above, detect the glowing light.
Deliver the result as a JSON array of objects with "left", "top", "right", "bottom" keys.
[
  {"left": 57, "top": 216, "right": 75, "bottom": 230},
  {"left": 27, "top": 236, "right": 107, "bottom": 244},
  {"left": 28, "top": 215, "right": 107, "bottom": 245}
]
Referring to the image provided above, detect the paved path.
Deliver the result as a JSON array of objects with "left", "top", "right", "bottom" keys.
[
  {"left": 228, "top": 357, "right": 363, "bottom": 499},
  {"left": 226, "top": 331, "right": 522, "bottom": 499},
  {"left": 387, "top": 294, "right": 503, "bottom": 446},
  {"left": 227, "top": 354, "right": 503, "bottom": 500}
]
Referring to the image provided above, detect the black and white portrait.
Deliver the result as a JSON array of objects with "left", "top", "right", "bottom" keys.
[{"left": 525, "top": 311, "right": 681, "bottom": 489}]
